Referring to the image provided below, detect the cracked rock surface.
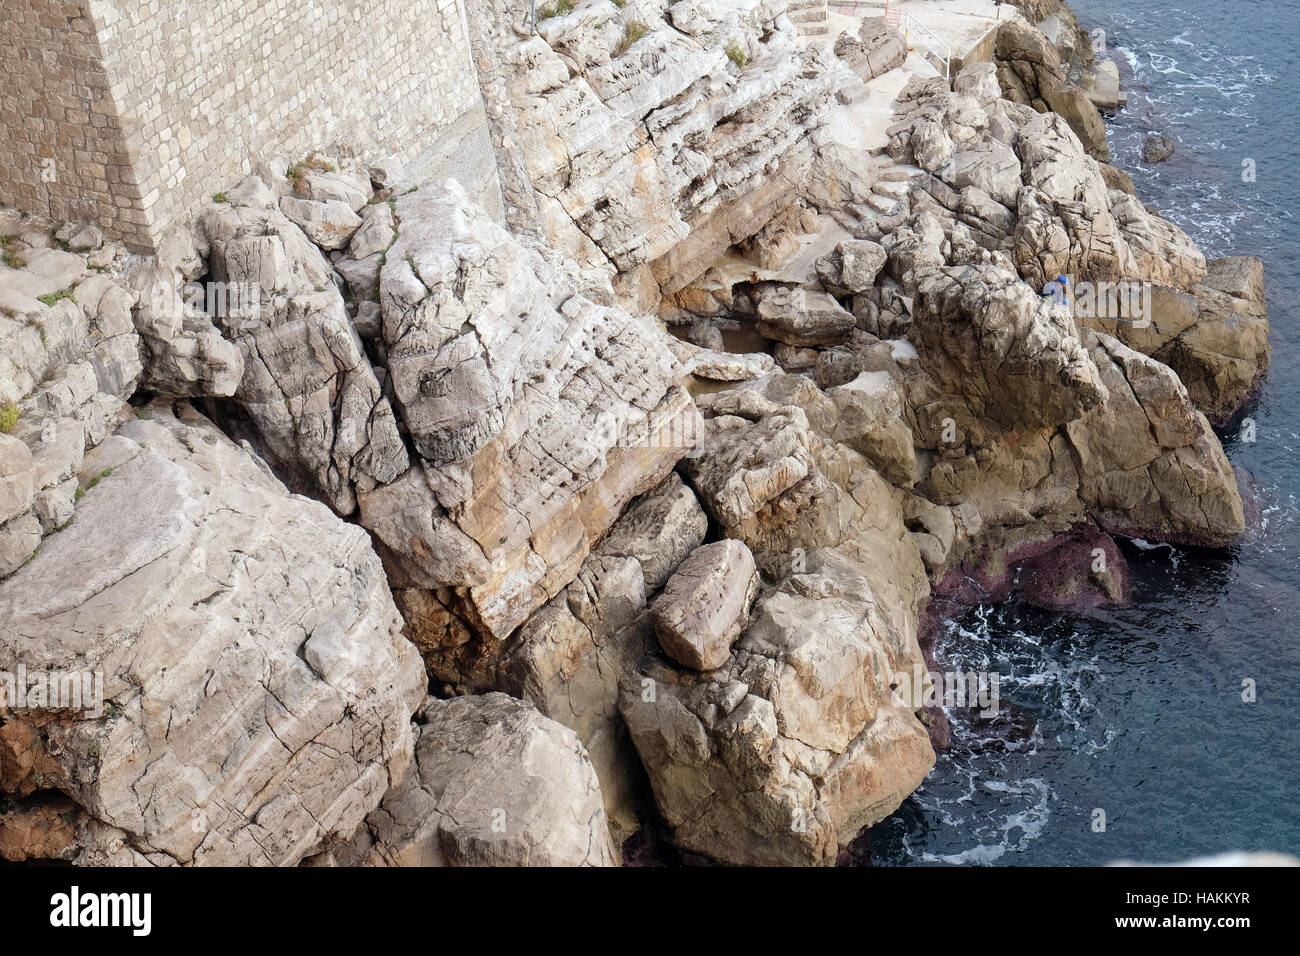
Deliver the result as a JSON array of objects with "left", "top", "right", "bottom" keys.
[{"left": 0, "top": 404, "right": 425, "bottom": 865}]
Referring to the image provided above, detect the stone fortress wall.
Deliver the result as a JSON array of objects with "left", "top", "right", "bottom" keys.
[{"left": 0, "top": 0, "right": 503, "bottom": 251}]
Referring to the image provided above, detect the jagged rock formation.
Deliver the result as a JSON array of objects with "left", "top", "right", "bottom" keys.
[
  {"left": 0, "top": 1, "right": 1274, "bottom": 868},
  {"left": 359, "top": 180, "right": 696, "bottom": 642},
  {"left": 501, "top": 2, "right": 835, "bottom": 305},
  {"left": 200, "top": 172, "right": 409, "bottom": 516},
  {"left": 622, "top": 547, "right": 934, "bottom": 865},
  {"left": 994, "top": 18, "right": 1110, "bottom": 160}
]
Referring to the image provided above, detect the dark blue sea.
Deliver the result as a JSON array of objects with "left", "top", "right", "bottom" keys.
[{"left": 870, "top": 0, "right": 1300, "bottom": 864}]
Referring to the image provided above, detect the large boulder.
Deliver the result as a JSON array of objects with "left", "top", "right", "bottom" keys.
[
  {"left": 310, "top": 693, "right": 617, "bottom": 867},
  {"left": 755, "top": 286, "right": 857, "bottom": 346},
  {"left": 0, "top": 404, "right": 425, "bottom": 865},
  {"left": 651, "top": 539, "right": 761, "bottom": 671},
  {"left": 1153, "top": 257, "right": 1270, "bottom": 425},
  {"left": 1068, "top": 331, "right": 1245, "bottom": 546},
  {"left": 622, "top": 548, "right": 934, "bottom": 866},
  {"left": 833, "top": 20, "right": 906, "bottom": 81}
]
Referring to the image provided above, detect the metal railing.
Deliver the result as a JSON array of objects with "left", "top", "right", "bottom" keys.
[{"left": 902, "top": 11, "right": 952, "bottom": 81}]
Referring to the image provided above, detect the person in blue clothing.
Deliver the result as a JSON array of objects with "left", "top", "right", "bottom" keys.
[{"left": 1041, "top": 274, "right": 1069, "bottom": 306}]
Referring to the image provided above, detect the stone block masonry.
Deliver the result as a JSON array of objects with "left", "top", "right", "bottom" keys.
[{"left": 0, "top": 0, "right": 501, "bottom": 251}]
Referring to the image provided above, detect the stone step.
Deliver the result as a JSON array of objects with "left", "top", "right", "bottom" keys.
[
  {"left": 866, "top": 192, "right": 904, "bottom": 215},
  {"left": 878, "top": 163, "right": 921, "bottom": 182},
  {"left": 788, "top": 9, "right": 829, "bottom": 24},
  {"left": 872, "top": 179, "right": 911, "bottom": 200},
  {"left": 797, "top": 25, "right": 830, "bottom": 35},
  {"left": 836, "top": 81, "right": 869, "bottom": 105}
]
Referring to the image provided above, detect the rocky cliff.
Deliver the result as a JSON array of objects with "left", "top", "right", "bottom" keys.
[{"left": 0, "top": 0, "right": 1268, "bottom": 866}]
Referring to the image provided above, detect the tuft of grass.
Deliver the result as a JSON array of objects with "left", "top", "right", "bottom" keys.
[
  {"left": 0, "top": 403, "right": 18, "bottom": 434},
  {"left": 2, "top": 250, "right": 27, "bottom": 270},
  {"left": 538, "top": 0, "right": 573, "bottom": 19},
  {"left": 611, "top": 0, "right": 625, "bottom": 6},
  {"left": 37, "top": 288, "right": 76, "bottom": 308},
  {"left": 212, "top": 191, "right": 229, "bottom": 203},
  {"left": 83, "top": 466, "right": 115, "bottom": 494},
  {"left": 615, "top": 20, "right": 648, "bottom": 55},
  {"left": 286, "top": 156, "right": 336, "bottom": 191},
  {"left": 725, "top": 40, "right": 749, "bottom": 69},
  {"left": 0, "top": 234, "right": 17, "bottom": 245}
]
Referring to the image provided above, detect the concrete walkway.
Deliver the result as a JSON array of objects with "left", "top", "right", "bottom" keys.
[
  {"left": 816, "top": 0, "right": 1019, "bottom": 76},
  {"left": 795, "top": 0, "right": 1024, "bottom": 154}
]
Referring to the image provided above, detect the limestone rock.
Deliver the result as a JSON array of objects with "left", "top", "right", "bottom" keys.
[
  {"left": 908, "top": 264, "right": 1108, "bottom": 438},
  {"left": 683, "top": 347, "right": 777, "bottom": 382},
  {"left": 312, "top": 694, "right": 617, "bottom": 867},
  {"left": 622, "top": 547, "right": 934, "bottom": 866},
  {"left": 833, "top": 21, "right": 906, "bottom": 81},
  {"left": 0, "top": 434, "right": 34, "bottom": 526},
  {"left": 0, "top": 404, "right": 426, "bottom": 865},
  {"left": 503, "top": 15, "right": 835, "bottom": 297},
  {"left": 826, "top": 371, "right": 917, "bottom": 487},
  {"left": 488, "top": 473, "right": 709, "bottom": 842},
  {"left": 594, "top": 472, "right": 710, "bottom": 593},
  {"left": 994, "top": 19, "right": 1110, "bottom": 161},
  {"left": 1068, "top": 331, "right": 1245, "bottom": 546},
  {"left": 201, "top": 177, "right": 409, "bottom": 514},
  {"left": 815, "top": 239, "right": 886, "bottom": 295},
  {"left": 280, "top": 196, "right": 364, "bottom": 251},
  {"left": 347, "top": 201, "right": 397, "bottom": 261},
  {"left": 130, "top": 265, "right": 245, "bottom": 398},
  {"left": 291, "top": 161, "right": 373, "bottom": 210},
  {"left": 651, "top": 539, "right": 760, "bottom": 671},
  {"left": 1142, "top": 133, "right": 1176, "bottom": 164},
  {"left": 0, "top": 798, "right": 79, "bottom": 862},
  {"left": 361, "top": 180, "right": 695, "bottom": 640},
  {"left": 755, "top": 286, "right": 856, "bottom": 346}
]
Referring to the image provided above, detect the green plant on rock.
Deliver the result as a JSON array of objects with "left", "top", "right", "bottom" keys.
[
  {"left": 213, "top": 191, "right": 229, "bottom": 203},
  {"left": 0, "top": 403, "right": 19, "bottom": 434},
  {"left": 616, "top": 20, "right": 648, "bottom": 55},
  {"left": 2, "top": 250, "right": 26, "bottom": 270},
  {"left": 37, "top": 288, "right": 76, "bottom": 308},
  {"left": 83, "top": 466, "right": 114, "bottom": 494},
  {"left": 725, "top": 40, "right": 749, "bottom": 68},
  {"left": 539, "top": 0, "right": 573, "bottom": 19}
]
